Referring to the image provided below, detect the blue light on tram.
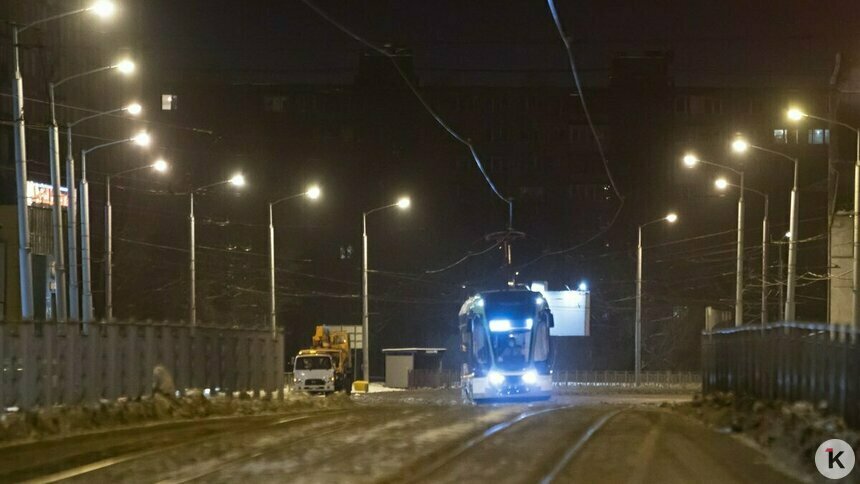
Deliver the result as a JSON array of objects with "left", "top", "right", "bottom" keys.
[{"left": 488, "top": 319, "right": 512, "bottom": 332}]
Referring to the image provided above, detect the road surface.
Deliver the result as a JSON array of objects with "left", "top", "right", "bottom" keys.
[{"left": 0, "top": 391, "right": 799, "bottom": 483}]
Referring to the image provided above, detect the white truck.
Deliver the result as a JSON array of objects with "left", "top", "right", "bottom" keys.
[
  {"left": 293, "top": 352, "right": 336, "bottom": 394},
  {"left": 292, "top": 326, "right": 353, "bottom": 394}
]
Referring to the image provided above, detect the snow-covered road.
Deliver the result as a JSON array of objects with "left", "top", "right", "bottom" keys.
[{"left": 0, "top": 390, "right": 801, "bottom": 483}]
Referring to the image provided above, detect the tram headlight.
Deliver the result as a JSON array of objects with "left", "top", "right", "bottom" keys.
[
  {"left": 525, "top": 318, "right": 533, "bottom": 329},
  {"left": 522, "top": 370, "right": 538, "bottom": 385},
  {"left": 488, "top": 371, "right": 505, "bottom": 386}
]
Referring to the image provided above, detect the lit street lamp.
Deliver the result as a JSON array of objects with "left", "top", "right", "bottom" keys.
[
  {"left": 788, "top": 107, "right": 860, "bottom": 331},
  {"left": 104, "top": 159, "right": 168, "bottom": 321},
  {"left": 684, "top": 153, "right": 746, "bottom": 327},
  {"left": 362, "top": 197, "right": 410, "bottom": 384},
  {"left": 716, "top": 178, "right": 770, "bottom": 325},
  {"left": 64, "top": 101, "right": 141, "bottom": 320},
  {"left": 732, "top": 136, "right": 799, "bottom": 321},
  {"left": 47, "top": 60, "right": 137, "bottom": 321},
  {"left": 9, "top": 1, "right": 116, "bottom": 319},
  {"left": 636, "top": 212, "right": 677, "bottom": 386},
  {"left": 268, "top": 185, "right": 321, "bottom": 338},
  {"left": 189, "top": 173, "right": 246, "bottom": 328},
  {"left": 79, "top": 131, "right": 150, "bottom": 324}
]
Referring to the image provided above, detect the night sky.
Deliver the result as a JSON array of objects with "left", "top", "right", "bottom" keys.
[{"left": 140, "top": 0, "right": 854, "bottom": 87}]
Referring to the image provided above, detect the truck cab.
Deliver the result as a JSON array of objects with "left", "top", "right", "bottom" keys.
[{"left": 293, "top": 352, "right": 335, "bottom": 393}]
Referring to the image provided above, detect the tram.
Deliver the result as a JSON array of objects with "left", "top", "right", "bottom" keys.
[{"left": 458, "top": 289, "right": 554, "bottom": 403}]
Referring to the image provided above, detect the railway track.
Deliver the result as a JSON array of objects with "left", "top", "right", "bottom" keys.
[
  {"left": 161, "top": 405, "right": 473, "bottom": 483},
  {"left": 4, "top": 408, "right": 357, "bottom": 483},
  {"left": 398, "top": 404, "right": 623, "bottom": 484},
  {"left": 536, "top": 409, "right": 622, "bottom": 483},
  {"left": 160, "top": 422, "right": 353, "bottom": 483}
]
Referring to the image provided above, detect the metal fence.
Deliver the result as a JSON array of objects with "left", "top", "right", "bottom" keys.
[
  {"left": 703, "top": 322, "right": 860, "bottom": 427},
  {"left": 0, "top": 321, "right": 284, "bottom": 410},
  {"left": 553, "top": 370, "right": 701, "bottom": 387}
]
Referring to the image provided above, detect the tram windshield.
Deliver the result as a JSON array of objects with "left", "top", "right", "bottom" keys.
[
  {"left": 466, "top": 291, "right": 553, "bottom": 372},
  {"left": 491, "top": 331, "right": 531, "bottom": 370}
]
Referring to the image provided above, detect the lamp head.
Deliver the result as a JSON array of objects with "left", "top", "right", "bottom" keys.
[
  {"left": 132, "top": 131, "right": 150, "bottom": 147},
  {"left": 152, "top": 159, "right": 168, "bottom": 173},
  {"left": 229, "top": 173, "right": 246, "bottom": 187},
  {"left": 125, "top": 103, "right": 142, "bottom": 115},
  {"left": 714, "top": 178, "right": 729, "bottom": 190},
  {"left": 396, "top": 197, "right": 411, "bottom": 209},
  {"left": 306, "top": 185, "right": 321, "bottom": 200},
  {"left": 115, "top": 59, "right": 135, "bottom": 74},
  {"left": 682, "top": 153, "right": 699, "bottom": 167},
  {"left": 787, "top": 108, "right": 806, "bottom": 121},
  {"left": 665, "top": 213, "right": 678, "bottom": 223},
  {"left": 90, "top": 1, "right": 115, "bottom": 18},
  {"left": 731, "top": 138, "right": 749, "bottom": 153}
]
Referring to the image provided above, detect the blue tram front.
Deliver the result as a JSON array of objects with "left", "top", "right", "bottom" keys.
[{"left": 459, "top": 289, "right": 554, "bottom": 402}]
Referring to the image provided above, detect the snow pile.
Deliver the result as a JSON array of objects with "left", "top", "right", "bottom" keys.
[
  {"left": 0, "top": 390, "right": 353, "bottom": 446},
  {"left": 555, "top": 383, "right": 700, "bottom": 395},
  {"left": 672, "top": 392, "right": 859, "bottom": 478},
  {"left": 360, "top": 382, "right": 407, "bottom": 393}
]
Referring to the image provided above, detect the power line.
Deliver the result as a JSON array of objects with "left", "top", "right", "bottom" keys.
[
  {"left": 545, "top": 0, "right": 622, "bottom": 203},
  {"left": 423, "top": 240, "right": 502, "bottom": 274},
  {"left": 299, "top": 0, "right": 513, "bottom": 228}
]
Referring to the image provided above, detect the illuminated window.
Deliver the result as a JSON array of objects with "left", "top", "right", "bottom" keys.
[
  {"left": 808, "top": 129, "right": 830, "bottom": 145},
  {"left": 773, "top": 129, "right": 787, "bottom": 144},
  {"left": 161, "top": 94, "right": 178, "bottom": 111}
]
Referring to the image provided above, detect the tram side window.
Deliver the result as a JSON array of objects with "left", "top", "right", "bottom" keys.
[
  {"left": 473, "top": 321, "right": 490, "bottom": 365},
  {"left": 533, "top": 319, "right": 550, "bottom": 363}
]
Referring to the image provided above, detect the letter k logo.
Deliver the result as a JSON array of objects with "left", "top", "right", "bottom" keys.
[{"left": 828, "top": 448, "right": 846, "bottom": 469}]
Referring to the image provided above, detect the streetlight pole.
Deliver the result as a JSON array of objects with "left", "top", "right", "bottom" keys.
[
  {"left": 762, "top": 195, "right": 769, "bottom": 325},
  {"left": 635, "top": 213, "right": 677, "bottom": 386},
  {"left": 47, "top": 84, "right": 67, "bottom": 321},
  {"left": 189, "top": 192, "right": 196, "bottom": 327},
  {"left": 47, "top": 62, "right": 137, "bottom": 321},
  {"left": 267, "top": 186, "right": 321, "bottom": 338},
  {"left": 64, "top": 101, "right": 140, "bottom": 321},
  {"left": 718, "top": 180, "right": 770, "bottom": 325},
  {"left": 361, "top": 197, "right": 411, "bottom": 383},
  {"left": 733, "top": 139, "right": 799, "bottom": 321},
  {"left": 8, "top": 2, "right": 116, "bottom": 320},
  {"left": 789, "top": 109, "right": 860, "bottom": 331},
  {"left": 683, "top": 155, "right": 745, "bottom": 326},
  {"left": 635, "top": 224, "right": 643, "bottom": 385},
  {"left": 188, "top": 174, "right": 246, "bottom": 328},
  {"left": 79, "top": 132, "right": 151, "bottom": 324},
  {"left": 104, "top": 160, "right": 167, "bottom": 321},
  {"left": 65, "top": 126, "right": 78, "bottom": 320}
]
